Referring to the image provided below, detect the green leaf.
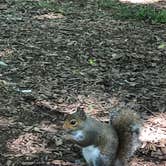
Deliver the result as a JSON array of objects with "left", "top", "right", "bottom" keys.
[
  {"left": 158, "top": 43, "right": 165, "bottom": 49},
  {"left": 89, "top": 58, "right": 95, "bottom": 65}
]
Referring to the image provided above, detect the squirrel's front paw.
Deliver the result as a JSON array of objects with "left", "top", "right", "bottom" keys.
[{"left": 71, "top": 130, "right": 85, "bottom": 141}]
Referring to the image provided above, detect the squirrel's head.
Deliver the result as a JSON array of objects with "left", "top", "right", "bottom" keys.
[{"left": 63, "top": 107, "right": 87, "bottom": 131}]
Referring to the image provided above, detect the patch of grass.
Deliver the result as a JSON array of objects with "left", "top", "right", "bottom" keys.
[
  {"left": 36, "top": 0, "right": 60, "bottom": 11},
  {"left": 97, "top": 0, "right": 118, "bottom": 8},
  {"left": 97, "top": 0, "right": 166, "bottom": 23},
  {"left": 9, "top": 0, "right": 61, "bottom": 13},
  {"left": 118, "top": 5, "right": 166, "bottom": 23},
  {"left": 34, "top": 0, "right": 76, "bottom": 14}
]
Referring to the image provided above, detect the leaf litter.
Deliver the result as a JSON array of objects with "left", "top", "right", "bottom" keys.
[{"left": 0, "top": 0, "right": 166, "bottom": 165}]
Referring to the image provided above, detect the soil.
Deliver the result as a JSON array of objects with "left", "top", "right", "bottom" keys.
[{"left": 0, "top": 0, "right": 166, "bottom": 166}]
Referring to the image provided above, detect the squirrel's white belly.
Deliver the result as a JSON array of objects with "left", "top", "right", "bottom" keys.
[{"left": 82, "top": 145, "right": 100, "bottom": 165}]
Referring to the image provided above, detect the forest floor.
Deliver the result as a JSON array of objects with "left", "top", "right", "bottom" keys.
[{"left": 0, "top": 0, "right": 166, "bottom": 165}]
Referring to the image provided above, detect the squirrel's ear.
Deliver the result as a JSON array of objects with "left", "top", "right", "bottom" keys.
[{"left": 76, "top": 107, "right": 87, "bottom": 120}]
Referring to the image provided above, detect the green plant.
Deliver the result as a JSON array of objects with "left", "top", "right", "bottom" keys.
[
  {"left": 37, "top": 0, "right": 59, "bottom": 11},
  {"left": 97, "top": 0, "right": 166, "bottom": 23},
  {"left": 97, "top": 0, "right": 117, "bottom": 8},
  {"left": 131, "top": 6, "right": 166, "bottom": 23}
]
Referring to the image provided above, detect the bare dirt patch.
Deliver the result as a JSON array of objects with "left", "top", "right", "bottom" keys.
[{"left": 0, "top": 0, "right": 166, "bottom": 165}]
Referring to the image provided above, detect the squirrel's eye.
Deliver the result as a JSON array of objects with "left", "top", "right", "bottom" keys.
[{"left": 70, "top": 119, "right": 77, "bottom": 126}]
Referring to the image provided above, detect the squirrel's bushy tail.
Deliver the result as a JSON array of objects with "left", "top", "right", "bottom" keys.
[{"left": 110, "top": 108, "right": 141, "bottom": 165}]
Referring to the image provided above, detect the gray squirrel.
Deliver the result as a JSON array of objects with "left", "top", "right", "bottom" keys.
[{"left": 63, "top": 107, "right": 141, "bottom": 166}]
